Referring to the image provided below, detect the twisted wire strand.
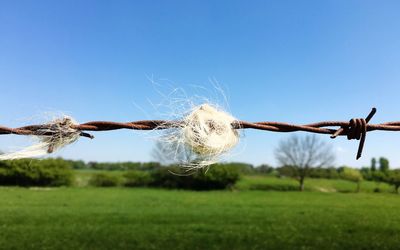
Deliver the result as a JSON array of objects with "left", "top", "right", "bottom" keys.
[{"left": 1, "top": 108, "right": 399, "bottom": 159}]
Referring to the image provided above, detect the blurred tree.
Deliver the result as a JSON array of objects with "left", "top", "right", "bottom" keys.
[
  {"left": 275, "top": 135, "right": 335, "bottom": 191},
  {"left": 379, "top": 157, "right": 389, "bottom": 173},
  {"left": 371, "top": 158, "right": 377, "bottom": 171},
  {"left": 151, "top": 141, "right": 194, "bottom": 166},
  {"left": 372, "top": 170, "right": 386, "bottom": 184},
  {"left": 360, "top": 167, "right": 373, "bottom": 181},
  {"left": 386, "top": 170, "right": 400, "bottom": 194},
  {"left": 340, "top": 167, "right": 363, "bottom": 192},
  {"left": 255, "top": 164, "right": 274, "bottom": 174}
]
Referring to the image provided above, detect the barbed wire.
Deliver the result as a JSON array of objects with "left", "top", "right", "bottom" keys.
[{"left": 1, "top": 107, "right": 400, "bottom": 159}]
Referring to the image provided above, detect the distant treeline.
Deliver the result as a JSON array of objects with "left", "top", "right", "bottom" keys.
[
  {"left": 0, "top": 159, "right": 250, "bottom": 190},
  {"left": 67, "top": 160, "right": 343, "bottom": 180},
  {"left": 0, "top": 158, "right": 399, "bottom": 192},
  {"left": 70, "top": 160, "right": 258, "bottom": 173}
]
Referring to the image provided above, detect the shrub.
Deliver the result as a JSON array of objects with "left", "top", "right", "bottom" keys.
[
  {"left": 0, "top": 158, "right": 73, "bottom": 187},
  {"left": 193, "top": 164, "right": 241, "bottom": 190},
  {"left": 371, "top": 171, "right": 387, "bottom": 183},
  {"left": 386, "top": 170, "right": 400, "bottom": 194},
  {"left": 222, "top": 162, "right": 254, "bottom": 175},
  {"left": 150, "top": 164, "right": 240, "bottom": 190},
  {"left": 360, "top": 167, "right": 373, "bottom": 181},
  {"left": 123, "top": 170, "right": 152, "bottom": 187},
  {"left": 150, "top": 166, "right": 189, "bottom": 189},
  {"left": 309, "top": 167, "right": 339, "bottom": 179},
  {"left": 339, "top": 167, "right": 363, "bottom": 192},
  {"left": 248, "top": 183, "right": 299, "bottom": 191},
  {"left": 89, "top": 173, "right": 120, "bottom": 187}
]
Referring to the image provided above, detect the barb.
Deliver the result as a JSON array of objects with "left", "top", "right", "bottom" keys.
[{"left": 0, "top": 107, "right": 399, "bottom": 159}]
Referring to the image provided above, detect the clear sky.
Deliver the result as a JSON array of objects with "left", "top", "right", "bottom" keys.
[{"left": 1, "top": 0, "right": 400, "bottom": 168}]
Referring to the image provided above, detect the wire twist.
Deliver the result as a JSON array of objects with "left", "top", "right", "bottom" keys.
[{"left": 1, "top": 107, "right": 399, "bottom": 159}]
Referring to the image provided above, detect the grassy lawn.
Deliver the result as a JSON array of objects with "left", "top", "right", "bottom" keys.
[{"left": 0, "top": 188, "right": 400, "bottom": 250}]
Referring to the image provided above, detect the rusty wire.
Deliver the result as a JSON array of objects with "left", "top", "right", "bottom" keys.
[{"left": 1, "top": 107, "right": 400, "bottom": 159}]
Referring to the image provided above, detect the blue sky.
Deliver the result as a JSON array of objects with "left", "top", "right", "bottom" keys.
[{"left": 1, "top": 0, "right": 400, "bottom": 167}]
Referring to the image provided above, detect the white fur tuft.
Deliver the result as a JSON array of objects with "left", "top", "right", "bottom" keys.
[
  {"left": 183, "top": 104, "right": 239, "bottom": 155},
  {"left": 158, "top": 103, "right": 240, "bottom": 170},
  {"left": 0, "top": 116, "right": 81, "bottom": 160}
]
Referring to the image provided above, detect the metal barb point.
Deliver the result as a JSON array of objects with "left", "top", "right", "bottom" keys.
[{"left": 355, "top": 108, "right": 377, "bottom": 160}]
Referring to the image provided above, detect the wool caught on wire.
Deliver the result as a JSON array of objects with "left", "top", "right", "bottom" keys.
[
  {"left": 1, "top": 105, "right": 388, "bottom": 164},
  {"left": 0, "top": 116, "right": 81, "bottom": 160},
  {"left": 184, "top": 104, "right": 239, "bottom": 155},
  {"left": 157, "top": 103, "right": 240, "bottom": 170}
]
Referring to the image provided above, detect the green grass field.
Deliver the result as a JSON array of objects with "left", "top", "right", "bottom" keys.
[{"left": 1, "top": 187, "right": 399, "bottom": 250}]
